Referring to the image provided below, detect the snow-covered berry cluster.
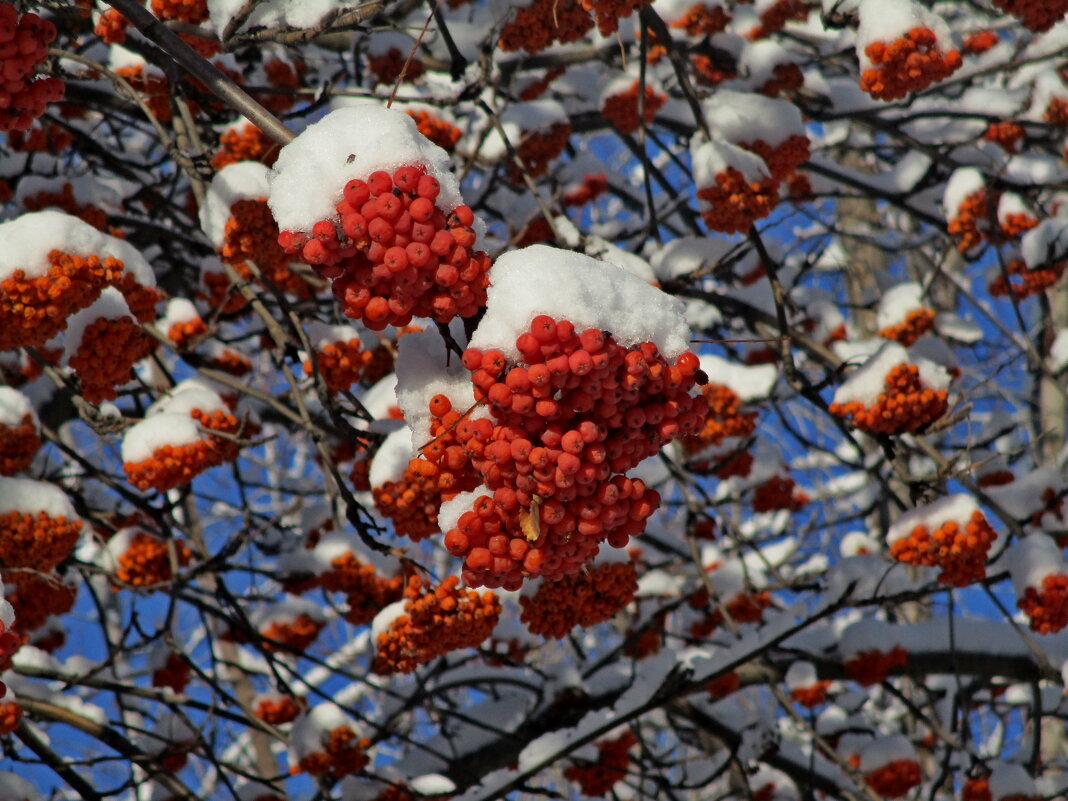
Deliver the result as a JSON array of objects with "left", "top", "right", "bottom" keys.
[
  {"left": 0, "top": 2, "right": 63, "bottom": 132},
  {"left": 962, "top": 31, "right": 998, "bottom": 54},
  {"left": 984, "top": 121, "right": 1025, "bottom": 154},
  {"left": 66, "top": 288, "right": 157, "bottom": 403},
  {"left": 293, "top": 716, "right": 370, "bottom": 780},
  {"left": 498, "top": 0, "right": 594, "bottom": 53},
  {"left": 0, "top": 477, "right": 82, "bottom": 572},
  {"left": 748, "top": 0, "right": 810, "bottom": 40},
  {"left": 1008, "top": 535, "right": 1068, "bottom": 634},
  {"left": 860, "top": 738, "right": 922, "bottom": 799},
  {"left": 887, "top": 496, "right": 997, "bottom": 587},
  {"left": 260, "top": 608, "right": 325, "bottom": 652},
  {"left": 601, "top": 80, "right": 666, "bottom": 135},
  {"left": 563, "top": 172, "right": 608, "bottom": 207},
  {"left": 406, "top": 109, "right": 461, "bottom": 153},
  {"left": 859, "top": 27, "right": 962, "bottom": 101},
  {"left": 373, "top": 575, "right": 501, "bottom": 674},
  {"left": 563, "top": 730, "right": 637, "bottom": 797},
  {"left": 991, "top": 0, "right": 1068, "bottom": 33},
  {"left": 212, "top": 123, "right": 279, "bottom": 170},
  {"left": 878, "top": 307, "right": 935, "bottom": 346},
  {"left": 110, "top": 529, "right": 193, "bottom": 590},
  {"left": 519, "top": 557, "right": 637, "bottom": 638},
  {"left": 4, "top": 569, "right": 74, "bottom": 636},
  {"left": 508, "top": 123, "right": 572, "bottom": 184},
  {"left": 786, "top": 662, "right": 831, "bottom": 708},
  {"left": 989, "top": 257, "right": 1065, "bottom": 300},
  {"left": 581, "top": 0, "right": 652, "bottom": 37},
  {"left": 0, "top": 388, "right": 40, "bottom": 476},
  {"left": 669, "top": 2, "right": 730, "bottom": 36}
]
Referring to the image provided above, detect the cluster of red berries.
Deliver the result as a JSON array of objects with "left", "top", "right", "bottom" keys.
[
  {"left": 601, "top": 81, "right": 666, "bottom": 135},
  {"left": 442, "top": 317, "right": 705, "bottom": 588},
  {"left": 7, "top": 119, "right": 72, "bottom": 151},
  {"left": 962, "top": 31, "right": 998, "bottom": 54},
  {"left": 0, "top": 413, "right": 40, "bottom": 476},
  {"left": 152, "top": 652, "right": 191, "bottom": 694},
  {"left": 829, "top": 363, "right": 948, "bottom": 435},
  {"left": 692, "top": 53, "right": 736, "bottom": 87},
  {"left": 739, "top": 136, "right": 810, "bottom": 185},
  {"left": 4, "top": 570, "right": 75, "bottom": 634},
  {"left": 706, "top": 671, "right": 741, "bottom": 699},
  {"left": 889, "top": 509, "right": 997, "bottom": 587},
  {"left": 254, "top": 694, "right": 304, "bottom": 725},
  {"left": 581, "top": 0, "right": 652, "bottom": 37},
  {"left": 114, "top": 65, "right": 177, "bottom": 123},
  {"left": 992, "top": 0, "right": 1068, "bottom": 32},
  {"left": 259, "top": 58, "right": 304, "bottom": 116},
  {"left": 406, "top": 110, "right": 462, "bottom": 153},
  {"left": 278, "top": 166, "right": 491, "bottom": 330},
  {"left": 373, "top": 575, "right": 501, "bottom": 674},
  {"left": 114, "top": 531, "right": 192, "bottom": 590},
  {"left": 790, "top": 680, "right": 831, "bottom": 708},
  {"left": 947, "top": 188, "right": 988, "bottom": 253},
  {"left": 508, "top": 123, "right": 572, "bottom": 184},
  {"left": 123, "top": 408, "right": 244, "bottom": 492},
  {"left": 518, "top": 559, "right": 638, "bottom": 638},
  {"left": 22, "top": 184, "right": 112, "bottom": 233},
  {"left": 683, "top": 382, "right": 757, "bottom": 453},
  {"left": 844, "top": 645, "right": 908, "bottom": 686},
  {"left": 563, "top": 730, "right": 637, "bottom": 796},
  {"left": 498, "top": 0, "right": 594, "bottom": 53},
  {"left": 751, "top": 474, "right": 808, "bottom": 513},
  {"left": 212, "top": 123, "right": 279, "bottom": 170},
  {"left": 518, "top": 66, "right": 567, "bottom": 102},
  {"left": 962, "top": 776, "right": 992, "bottom": 801},
  {"left": 0, "top": 3, "right": 64, "bottom": 132},
  {"left": 859, "top": 27, "right": 962, "bottom": 101},
  {"left": 151, "top": 0, "right": 208, "bottom": 24},
  {"left": 669, "top": 3, "right": 730, "bottom": 36},
  {"left": 563, "top": 173, "right": 608, "bottom": 207},
  {"left": 374, "top": 399, "right": 482, "bottom": 541},
  {"left": 167, "top": 314, "right": 208, "bottom": 349},
  {"left": 206, "top": 346, "right": 252, "bottom": 376},
  {"left": 1045, "top": 96, "right": 1068, "bottom": 126},
  {"left": 1017, "top": 573, "right": 1068, "bottom": 634},
  {"left": 984, "top": 121, "right": 1025, "bottom": 153},
  {"left": 320, "top": 552, "right": 404, "bottom": 626},
  {"left": 367, "top": 48, "right": 424, "bottom": 86},
  {"left": 1000, "top": 210, "right": 1038, "bottom": 240},
  {"left": 690, "top": 587, "right": 771, "bottom": 637},
  {"left": 696, "top": 168, "right": 779, "bottom": 234},
  {"left": 94, "top": 7, "right": 129, "bottom": 44},
  {"left": 748, "top": 0, "right": 810, "bottom": 40},
  {"left": 0, "top": 699, "right": 21, "bottom": 734},
  {"left": 759, "top": 62, "right": 804, "bottom": 97},
  {"left": 0, "top": 508, "right": 81, "bottom": 571},
  {"left": 259, "top": 610, "right": 324, "bottom": 653},
  {"left": 304, "top": 336, "right": 375, "bottom": 393},
  {"left": 878, "top": 306, "right": 935, "bottom": 346},
  {"left": 989, "top": 258, "right": 1065, "bottom": 300},
  {"left": 296, "top": 725, "right": 370, "bottom": 780},
  {"left": 864, "top": 759, "right": 922, "bottom": 799},
  {"left": 69, "top": 313, "right": 156, "bottom": 403},
  {"left": 222, "top": 198, "right": 311, "bottom": 300}
]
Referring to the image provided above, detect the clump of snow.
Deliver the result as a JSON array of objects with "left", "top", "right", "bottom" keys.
[
  {"left": 251, "top": 595, "right": 326, "bottom": 629},
  {"left": 997, "top": 193, "right": 1031, "bottom": 225},
  {"left": 647, "top": 236, "right": 738, "bottom": 282},
  {"left": 369, "top": 428, "right": 414, "bottom": 490},
  {"left": 701, "top": 90, "right": 805, "bottom": 148},
  {"left": 784, "top": 660, "right": 819, "bottom": 690},
  {"left": 942, "top": 168, "right": 985, "bottom": 217},
  {"left": 148, "top": 380, "right": 229, "bottom": 418},
  {"left": 437, "top": 488, "right": 492, "bottom": 535},
  {"left": 691, "top": 135, "right": 770, "bottom": 188},
  {"left": 989, "top": 762, "right": 1037, "bottom": 801},
  {"left": 410, "top": 775, "right": 456, "bottom": 795},
  {"left": 480, "top": 100, "right": 569, "bottom": 162},
  {"left": 269, "top": 105, "right": 467, "bottom": 234},
  {"left": 0, "top": 387, "right": 36, "bottom": 427},
  {"left": 832, "top": 341, "right": 949, "bottom": 408},
  {"left": 1004, "top": 534, "right": 1064, "bottom": 596},
  {"left": 840, "top": 531, "right": 880, "bottom": 556},
  {"left": 469, "top": 245, "right": 691, "bottom": 361},
  {"left": 858, "top": 734, "right": 915, "bottom": 772},
  {"left": 0, "top": 477, "right": 78, "bottom": 519},
  {"left": 121, "top": 415, "right": 203, "bottom": 464},
  {"left": 698, "top": 354, "right": 777, "bottom": 401},
  {"left": 1048, "top": 329, "right": 1068, "bottom": 373},
  {"left": 0, "top": 771, "right": 42, "bottom": 801},
  {"left": 855, "top": 0, "right": 952, "bottom": 71},
  {"left": 886, "top": 494, "right": 980, "bottom": 546},
  {"left": 875, "top": 282, "right": 925, "bottom": 330},
  {"left": 161, "top": 298, "right": 201, "bottom": 328},
  {"left": 201, "top": 161, "right": 271, "bottom": 247},
  {"left": 1021, "top": 217, "right": 1068, "bottom": 269},
  {"left": 0, "top": 211, "right": 155, "bottom": 284}
]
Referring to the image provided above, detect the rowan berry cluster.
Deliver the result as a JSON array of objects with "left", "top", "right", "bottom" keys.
[
  {"left": 669, "top": 3, "right": 730, "bottom": 36},
  {"left": 748, "top": 0, "right": 810, "bottom": 40},
  {"left": 304, "top": 337, "right": 375, "bottom": 393},
  {"left": 296, "top": 726, "right": 370, "bottom": 780},
  {"left": 989, "top": 258, "right": 1065, "bottom": 300},
  {"left": 992, "top": 0, "right": 1068, "bottom": 32},
  {"left": 844, "top": 645, "right": 908, "bottom": 686},
  {"left": 877, "top": 306, "right": 935, "bottom": 346},
  {"left": 373, "top": 575, "right": 501, "bottom": 674},
  {"left": 683, "top": 383, "right": 756, "bottom": 452},
  {"left": 375, "top": 399, "right": 482, "bottom": 541},
  {"left": 114, "top": 531, "right": 192, "bottom": 589},
  {"left": 563, "top": 730, "right": 637, "bottom": 796},
  {"left": 254, "top": 694, "right": 304, "bottom": 725},
  {"left": 0, "top": 700, "right": 21, "bottom": 734},
  {"left": 278, "top": 166, "right": 491, "bottom": 329},
  {"left": 508, "top": 123, "right": 572, "bottom": 184},
  {"left": 859, "top": 27, "right": 962, "bottom": 101},
  {"left": 367, "top": 48, "right": 424, "bottom": 86},
  {"left": 790, "top": 680, "right": 831, "bottom": 708},
  {"left": 444, "top": 317, "right": 705, "bottom": 588},
  {"left": 962, "top": 31, "right": 998, "bottom": 54},
  {"left": 406, "top": 110, "right": 461, "bottom": 153},
  {"left": 7, "top": 120, "right": 72, "bottom": 152},
  {"left": 212, "top": 124, "right": 279, "bottom": 170},
  {"left": 751, "top": 474, "right": 808, "bottom": 513},
  {"left": 1045, "top": 96, "right": 1068, "bottom": 125},
  {"left": 94, "top": 8, "right": 128, "bottom": 43},
  {"left": 69, "top": 313, "right": 156, "bottom": 403},
  {"left": 167, "top": 316, "right": 207, "bottom": 349},
  {"left": 222, "top": 199, "right": 310, "bottom": 299},
  {"left": 4, "top": 571, "right": 75, "bottom": 634},
  {"left": 261, "top": 612, "right": 324, "bottom": 652},
  {"left": 152, "top": 652, "right": 191, "bottom": 693},
  {"left": 581, "top": 0, "right": 652, "bottom": 37},
  {"left": 22, "top": 184, "right": 110, "bottom": 232},
  {"left": 518, "top": 559, "right": 638, "bottom": 638},
  {"left": 692, "top": 54, "right": 736, "bottom": 87},
  {"left": 0, "top": 3, "right": 64, "bottom": 132},
  {"left": 206, "top": 346, "right": 252, "bottom": 376},
  {"left": 601, "top": 81, "right": 665, "bottom": 135},
  {"left": 889, "top": 509, "right": 996, "bottom": 587},
  {"left": 0, "top": 509, "right": 81, "bottom": 571},
  {"left": 114, "top": 66, "right": 175, "bottom": 123},
  {"left": 259, "top": 58, "right": 303, "bottom": 115},
  {"left": 1017, "top": 573, "right": 1068, "bottom": 634},
  {"left": 864, "top": 760, "right": 922, "bottom": 799},
  {"left": 947, "top": 188, "right": 988, "bottom": 253},
  {"left": 151, "top": 0, "right": 208, "bottom": 25},
  {"left": 758, "top": 62, "right": 804, "bottom": 97},
  {"left": 696, "top": 169, "right": 779, "bottom": 234},
  {"left": 962, "top": 776, "right": 992, "bottom": 801},
  {"left": 829, "top": 363, "right": 948, "bottom": 435},
  {"left": 690, "top": 588, "right": 771, "bottom": 637},
  {"left": 123, "top": 408, "right": 244, "bottom": 492},
  {"left": 498, "top": 0, "right": 594, "bottom": 53},
  {"left": 984, "top": 121, "right": 1025, "bottom": 153},
  {"left": 0, "top": 414, "right": 40, "bottom": 476},
  {"left": 563, "top": 173, "right": 608, "bottom": 207},
  {"left": 318, "top": 552, "right": 404, "bottom": 626},
  {"left": 999, "top": 210, "right": 1038, "bottom": 240},
  {"left": 518, "top": 66, "right": 567, "bottom": 101}
]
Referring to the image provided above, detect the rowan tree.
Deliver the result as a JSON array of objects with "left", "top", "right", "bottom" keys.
[{"left": 2, "top": 1, "right": 1068, "bottom": 801}]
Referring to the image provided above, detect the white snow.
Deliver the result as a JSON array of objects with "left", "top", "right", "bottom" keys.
[
  {"left": 886, "top": 494, "right": 980, "bottom": 546},
  {"left": 148, "top": 381, "right": 230, "bottom": 418},
  {"left": 0, "top": 387, "right": 36, "bottom": 427},
  {"left": 437, "top": 488, "right": 492, "bottom": 535},
  {"left": 1005, "top": 534, "right": 1064, "bottom": 596},
  {"left": 1021, "top": 217, "right": 1068, "bottom": 269},
  {"left": 469, "top": 245, "right": 692, "bottom": 361},
  {"left": 251, "top": 595, "right": 326, "bottom": 628},
  {"left": 268, "top": 105, "right": 468, "bottom": 233},
  {"left": 989, "top": 762, "right": 1037, "bottom": 801},
  {"left": 858, "top": 734, "right": 915, "bottom": 772},
  {"left": 305, "top": 320, "right": 375, "bottom": 352},
  {"left": 161, "top": 298, "right": 202, "bottom": 329},
  {"left": 875, "top": 282, "right": 926, "bottom": 330},
  {"left": 997, "top": 192, "right": 1032, "bottom": 225},
  {"left": 121, "top": 414, "right": 204, "bottom": 464},
  {"left": 647, "top": 236, "right": 738, "bottom": 282},
  {"left": 289, "top": 703, "right": 355, "bottom": 761},
  {"left": 700, "top": 90, "right": 806, "bottom": 148},
  {"left": 0, "top": 771, "right": 42, "bottom": 801},
  {"left": 691, "top": 135, "right": 771, "bottom": 188},
  {"left": 201, "top": 161, "right": 271, "bottom": 248},
  {"left": 698, "top": 354, "right": 777, "bottom": 401},
  {"left": 784, "top": 660, "right": 819, "bottom": 690},
  {"left": 832, "top": 341, "right": 949, "bottom": 407},
  {"left": 368, "top": 427, "right": 414, "bottom": 490},
  {"left": 0, "top": 211, "right": 155, "bottom": 286},
  {"left": 480, "top": 100, "right": 569, "bottom": 162},
  {"left": 942, "top": 168, "right": 985, "bottom": 218},
  {"left": 1049, "top": 329, "right": 1068, "bottom": 373},
  {"left": 854, "top": 0, "right": 952, "bottom": 71},
  {"left": 0, "top": 476, "right": 79, "bottom": 519},
  {"left": 409, "top": 774, "right": 456, "bottom": 795},
  {"left": 370, "top": 600, "right": 407, "bottom": 643}
]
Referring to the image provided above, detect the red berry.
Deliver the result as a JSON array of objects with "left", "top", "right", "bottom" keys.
[
  {"left": 410, "top": 197, "right": 435, "bottom": 223},
  {"left": 531, "top": 315, "right": 556, "bottom": 343},
  {"left": 417, "top": 174, "right": 440, "bottom": 199},
  {"left": 384, "top": 246, "right": 409, "bottom": 272},
  {"left": 344, "top": 179, "right": 370, "bottom": 207},
  {"left": 451, "top": 205, "right": 475, "bottom": 227},
  {"left": 367, "top": 170, "right": 393, "bottom": 195},
  {"left": 394, "top": 165, "right": 424, "bottom": 192},
  {"left": 302, "top": 238, "right": 327, "bottom": 264}
]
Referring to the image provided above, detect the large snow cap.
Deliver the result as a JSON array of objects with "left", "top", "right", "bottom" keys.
[
  {"left": 268, "top": 105, "right": 466, "bottom": 233},
  {"left": 469, "top": 245, "right": 691, "bottom": 360}
]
